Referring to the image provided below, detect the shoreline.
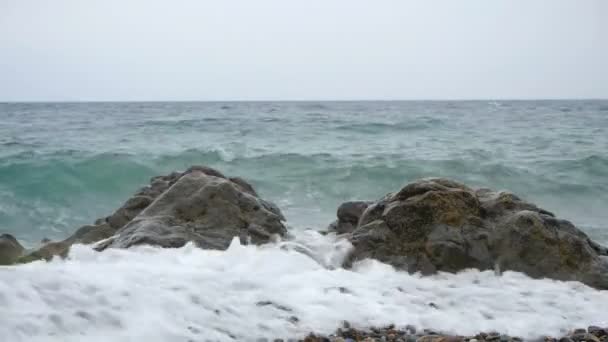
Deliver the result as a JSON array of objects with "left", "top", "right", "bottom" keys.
[{"left": 297, "top": 324, "right": 607, "bottom": 342}]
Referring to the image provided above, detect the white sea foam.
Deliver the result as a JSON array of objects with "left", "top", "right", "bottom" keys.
[{"left": 1, "top": 231, "right": 607, "bottom": 342}]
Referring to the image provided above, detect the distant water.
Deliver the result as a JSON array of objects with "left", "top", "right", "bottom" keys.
[
  {"left": 1, "top": 101, "right": 607, "bottom": 245},
  {"left": 2, "top": 101, "right": 608, "bottom": 341}
]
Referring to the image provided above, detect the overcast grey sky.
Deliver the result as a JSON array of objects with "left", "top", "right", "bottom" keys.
[{"left": 0, "top": 0, "right": 606, "bottom": 101}]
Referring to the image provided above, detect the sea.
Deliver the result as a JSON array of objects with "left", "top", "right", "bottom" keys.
[{"left": 1, "top": 101, "right": 607, "bottom": 341}]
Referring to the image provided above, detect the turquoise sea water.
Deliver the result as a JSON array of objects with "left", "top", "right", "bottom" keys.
[{"left": 1, "top": 101, "right": 607, "bottom": 246}]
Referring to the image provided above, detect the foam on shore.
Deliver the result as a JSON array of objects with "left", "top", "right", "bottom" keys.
[{"left": 1, "top": 231, "right": 607, "bottom": 342}]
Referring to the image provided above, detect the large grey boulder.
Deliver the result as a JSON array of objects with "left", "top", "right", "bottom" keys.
[
  {"left": 18, "top": 166, "right": 286, "bottom": 261},
  {"left": 0, "top": 234, "right": 24, "bottom": 265},
  {"left": 96, "top": 170, "right": 287, "bottom": 250},
  {"left": 343, "top": 178, "right": 608, "bottom": 289}
]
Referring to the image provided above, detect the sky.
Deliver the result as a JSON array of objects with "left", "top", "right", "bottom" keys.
[{"left": 0, "top": 0, "right": 606, "bottom": 101}]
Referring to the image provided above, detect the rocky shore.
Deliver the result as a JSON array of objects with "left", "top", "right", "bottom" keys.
[
  {"left": 299, "top": 324, "right": 608, "bottom": 342},
  {"left": 1, "top": 166, "right": 608, "bottom": 340}
]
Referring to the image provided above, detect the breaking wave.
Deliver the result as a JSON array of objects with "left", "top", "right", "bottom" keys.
[{"left": 1, "top": 150, "right": 607, "bottom": 244}]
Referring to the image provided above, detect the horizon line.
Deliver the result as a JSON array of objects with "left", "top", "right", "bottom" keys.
[{"left": 1, "top": 98, "right": 607, "bottom": 104}]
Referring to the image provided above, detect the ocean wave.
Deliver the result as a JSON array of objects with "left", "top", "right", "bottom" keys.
[
  {"left": 336, "top": 119, "right": 444, "bottom": 134},
  {"left": 131, "top": 117, "right": 236, "bottom": 130},
  {"left": 298, "top": 103, "right": 330, "bottom": 110},
  {"left": 0, "top": 141, "right": 20, "bottom": 147},
  {"left": 549, "top": 155, "right": 608, "bottom": 174},
  {"left": 0, "top": 150, "right": 605, "bottom": 198},
  {"left": 0, "top": 233, "right": 607, "bottom": 341},
  {"left": 1, "top": 150, "right": 607, "bottom": 244}
]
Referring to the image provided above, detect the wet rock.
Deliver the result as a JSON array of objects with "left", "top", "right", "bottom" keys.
[
  {"left": 328, "top": 201, "right": 371, "bottom": 234},
  {"left": 228, "top": 176, "right": 258, "bottom": 196},
  {"left": 338, "top": 201, "right": 371, "bottom": 225},
  {"left": 417, "top": 336, "right": 447, "bottom": 342},
  {"left": 67, "top": 223, "right": 116, "bottom": 244},
  {"left": 106, "top": 196, "right": 154, "bottom": 229},
  {"left": 568, "top": 333, "right": 600, "bottom": 342},
  {"left": 588, "top": 326, "right": 607, "bottom": 337},
  {"left": 341, "top": 177, "right": 608, "bottom": 289},
  {"left": 296, "top": 327, "right": 608, "bottom": 342},
  {"left": 0, "top": 233, "right": 24, "bottom": 265},
  {"left": 18, "top": 223, "right": 117, "bottom": 262},
  {"left": 20, "top": 241, "right": 70, "bottom": 262},
  {"left": 485, "top": 332, "right": 501, "bottom": 341}
]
